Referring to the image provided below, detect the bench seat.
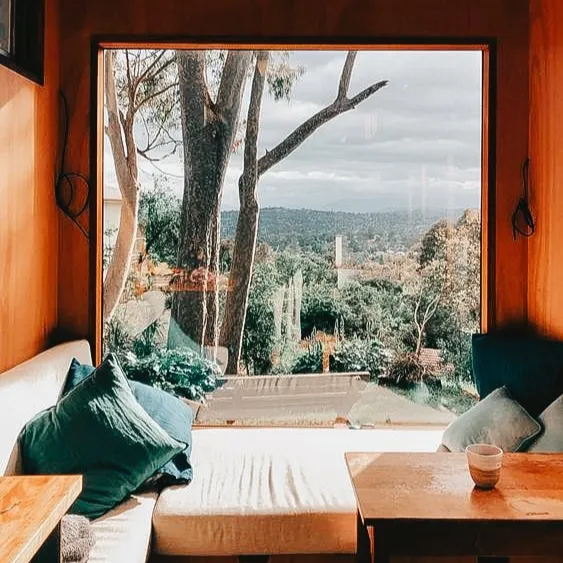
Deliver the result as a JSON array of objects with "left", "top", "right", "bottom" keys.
[{"left": 153, "top": 428, "right": 443, "bottom": 556}]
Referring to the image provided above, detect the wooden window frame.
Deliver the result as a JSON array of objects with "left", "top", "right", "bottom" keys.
[{"left": 90, "top": 38, "right": 495, "bottom": 363}]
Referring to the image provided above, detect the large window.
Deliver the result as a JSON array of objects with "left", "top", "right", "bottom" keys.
[{"left": 101, "top": 47, "right": 484, "bottom": 426}]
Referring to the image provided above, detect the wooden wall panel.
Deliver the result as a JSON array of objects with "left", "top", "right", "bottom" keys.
[
  {"left": 528, "top": 0, "right": 563, "bottom": 338},
  {"left": 57, "top": 0, "right": 530, "bottom": 344},
  {"left": 0, "top": 0, "right": 60, "bottom": 373}
]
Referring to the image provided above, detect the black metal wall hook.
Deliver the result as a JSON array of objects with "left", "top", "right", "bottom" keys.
[{"left": 511, "top": 157, "right": 535, "bottom": 240}]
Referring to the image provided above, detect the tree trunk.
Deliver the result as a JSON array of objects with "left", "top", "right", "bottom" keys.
[
  {"left": 170, "top": 50, "right": 251, "bottom": 350},
  {"left": 102, "top": 50, "right": 139, "bottom": 322},
  {"left": 220, "top": 51, "right": 388, "bottom": 373},
  {"left": 219, "top": 52, "right": 269, "bottom": 373}
]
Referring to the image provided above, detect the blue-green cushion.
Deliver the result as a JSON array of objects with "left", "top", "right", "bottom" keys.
[
  {"left": 442, "top": 386, "right": 541, "bottom": 453},
  {"left": 19, "top": 354, "right": 185, "bottom": 519},
  {"left": 64, "top": 358, "right": 193, "bottom": 489},
  {"left": 528, "top": 395, "right": 563, "bottom": 452},
  {"left": 472, "top": 333, "right": 563, "bottom": 416}
]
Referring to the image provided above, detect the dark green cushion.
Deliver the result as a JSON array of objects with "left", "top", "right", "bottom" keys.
[
  {"left": 442, "top": 386, "right": 541, "bottom": 453},
  {"left": 528, "top": 395, "right": 563, "bottom": 452},
  {"left": 472, "top": 333, "right": 563, "bottom": 416},
  {"left": 19, "top": 354, "right": 185, "bottom": 519},
  {"left": 64, "top": 358, "right": 193, "bottom": 489}
]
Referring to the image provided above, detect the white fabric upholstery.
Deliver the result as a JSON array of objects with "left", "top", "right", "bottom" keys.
[
  {"left": 0, "top": 341, "right": 157, "bottom": 563},
  {"left": 153, "top": 428, "right": 444, "bottom": 556},
  {"left": 89, "top": 492, "right": 158, "bottom": 563},
  {"left": 0, "top": 340, "right": 92, "bottom": 476}
]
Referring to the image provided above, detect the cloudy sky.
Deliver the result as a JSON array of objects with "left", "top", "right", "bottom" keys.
[{"left": 105, "top": 49, "right": 482, "bottom": 214}]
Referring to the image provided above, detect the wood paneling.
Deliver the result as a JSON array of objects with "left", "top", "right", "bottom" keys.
[
  {"left": 57, "top": 0, "right": 530, "bottom": 346},
  {"left": 528, "top": 0, "right": 563, "bottom": 338},
  {"left": 0, "top": 0, "right": 60, "bottom": 373}
]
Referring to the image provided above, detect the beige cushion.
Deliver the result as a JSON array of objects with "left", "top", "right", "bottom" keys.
[
  {"left": 0, "top": 340, "right": 92, "bottom": 475},
  {"left": 89, "top": 492, "right": 158, "bottom": 563},
  {"left": 153, "top": 428, "right": 443, "bottom": 556}
]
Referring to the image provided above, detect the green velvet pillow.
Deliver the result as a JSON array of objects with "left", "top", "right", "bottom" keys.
[
  {"left": 442, "top": 386, "right": 542, "bottom": 453},
  {"left": 19, "top": 354, "right": 185, "bottom": 519},
  {"left": 528, "top": 395, "right": 563, "bottom": 452}
]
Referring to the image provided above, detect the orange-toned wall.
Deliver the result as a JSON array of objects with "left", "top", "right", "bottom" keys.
[
  {"left": 0, "top": 0, "right": 60, "bottom": 373},
  {"left": 58, "top": 0, "right": 530, "bottom": 352},
  {"left": 528, "top": 0, "right": 563, "bottom": 339}
]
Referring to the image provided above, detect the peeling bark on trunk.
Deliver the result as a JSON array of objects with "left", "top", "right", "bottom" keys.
[
  {"left": 220, "top": 50, "right": 388, "bottom": 374},
  {"left": 170, "top": 50, "right": 251, "bottom": 350}
]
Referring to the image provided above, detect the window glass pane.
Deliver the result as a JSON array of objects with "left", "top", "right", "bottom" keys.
[
  {"left": 0, "top": 0, "right": 11, "bottom": 55},
  {"left": 102, "top": 48, "right": 482, "bottom": 427}
]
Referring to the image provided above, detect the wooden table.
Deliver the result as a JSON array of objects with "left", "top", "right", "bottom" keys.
[
  {"left": 345, "top": 452, "right": 563, "bottom": 563},
  {"left": 0, "top": 475, "right": 82, "bottom": 563}
]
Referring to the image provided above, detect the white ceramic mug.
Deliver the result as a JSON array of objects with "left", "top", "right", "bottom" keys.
[{"left": 465, "top": 443, "right": 504, "bottom": 489}]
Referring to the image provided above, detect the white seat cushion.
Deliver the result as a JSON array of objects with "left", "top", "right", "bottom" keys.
[
  {"left": 153, "top": 428, "right": 443, "bottom": 556},
  {"left": 89, "top": 492, "right": 158, "bottom": 563}
]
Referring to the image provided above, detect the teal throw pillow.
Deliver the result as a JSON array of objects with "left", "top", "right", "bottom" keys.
[
  {"left": 19, "top": 354, "right": 185, "bottom": 519},
  {"left": 64, "top": 358, "right": 193, "bottom": 489},
  {"left": 528, "top": 395, "right": 563, "bottom": 452},
  {"left": 442, "top": 386, "right": 541, "bottom": 453}
]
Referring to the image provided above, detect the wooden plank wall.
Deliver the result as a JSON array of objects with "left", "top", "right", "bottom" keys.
[
  {"left": 528, "top": 0, "right": 563, "bottom": 339},
  {"left": 57, "top": 0, "right": 530, "bottom": 347},
  {"left": 0, "top": 0, "right": 60, "bottom": 373}
]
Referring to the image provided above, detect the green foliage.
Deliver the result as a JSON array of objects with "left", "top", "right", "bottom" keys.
[
  {"left": 330, "top": 337, "right": 390, "bottom": 380},
  {"left": 221, "top": 207, "right": 446, "bottom": 254},
  {"left": 301, "top": 282, "right": 343, "bottom": 337},
  {"left": 138, "top": 178, "right": 181, "bottom": 265},
  {"left": 291, "top": 340, "right": 323, "bottom": 374},
  {"left": 103, "top": 318, "right": 132, "bottom": 356},
  {"left": 241, "top": 261, "right": 279, "bottom": 374},
  {"left": 266, "top": 52, "right": 305, "bottom": 101},
  {"left": 386, "top": 351, "right": 427, "bottom": 386},
  {"left": 120, "top": 347, "right": 219, "bottom": 401}
]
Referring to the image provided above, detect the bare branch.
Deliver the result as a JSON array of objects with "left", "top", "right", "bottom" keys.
[
  {"left": 258, "top": 78, "right": 388, "bottom": 177},
  {"left": 134, "top": 50, "right": 166, "bottom": 92},
  {"left": 347, "top": 80, "right": 389, "bottom": 109},
  {"left": 337, "top": 51, "right": 357, "bottom": 100},
  {"left": 135, "top": 81, "right": 179, "bottom": 112}
]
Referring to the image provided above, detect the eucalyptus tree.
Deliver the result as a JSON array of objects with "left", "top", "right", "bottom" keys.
[{"left": 103, "top": 49, "right": 179, "bottom": 321}]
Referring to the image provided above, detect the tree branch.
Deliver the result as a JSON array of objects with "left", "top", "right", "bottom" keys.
[
  {"left": 239, "top": 51, "right": 269, "bottom": 203},
  {"left": 215, "top": 51, "right": 252, "bottom": 123},
  {"left": 257, "top": 79, "right": 387, "bottom": 177},
  {"left": 337, "top": 51, "right": 357, "bottom": 100},
  {"left": 134, "top": 50, "right": 166, "bottom": 92},
  {"left": 135, "top": 81, "right": 179, "bottom": 112}
]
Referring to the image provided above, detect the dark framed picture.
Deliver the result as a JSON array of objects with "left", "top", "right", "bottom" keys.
[{"left": 0, "top": 0, "right": 44, "bottom": 84}]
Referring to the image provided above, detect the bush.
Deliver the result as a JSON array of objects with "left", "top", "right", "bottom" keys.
[
  {"left": 385, "top": 351, "right": 427, "bottom": 387},
  {"left": 291, "top": 340, "right": 323, "bottom": 374},
  {"left": 119, "top": 347, "right": 219, "bottom": 401},
  {"left": 330, "top": 337, "right": 390, "bottom": 380}
]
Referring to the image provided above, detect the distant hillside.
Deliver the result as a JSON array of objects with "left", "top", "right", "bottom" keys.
[{"left": 221, "top": 207, "right": 465, "bottom": 252}]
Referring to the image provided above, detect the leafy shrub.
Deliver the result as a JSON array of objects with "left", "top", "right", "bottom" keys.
[
  {"left": 330, "top": 337, "right": 390, "bottom": 380},
  {"left": 119, "top": 347, "right": 219, "bottom": 401},
  {"left": 385, "top": 351, "right": 427, "bottom": 387},
  {"left": 103, "top": 318, "right": 132, "bottom": 356},
  {"left": 291, "top": 340, "right": 323, "bottom": 374}
]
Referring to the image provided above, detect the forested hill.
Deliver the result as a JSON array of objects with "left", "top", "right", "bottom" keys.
[{"left": 221, "top": 207, "right": 464, "bottom": 252}]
